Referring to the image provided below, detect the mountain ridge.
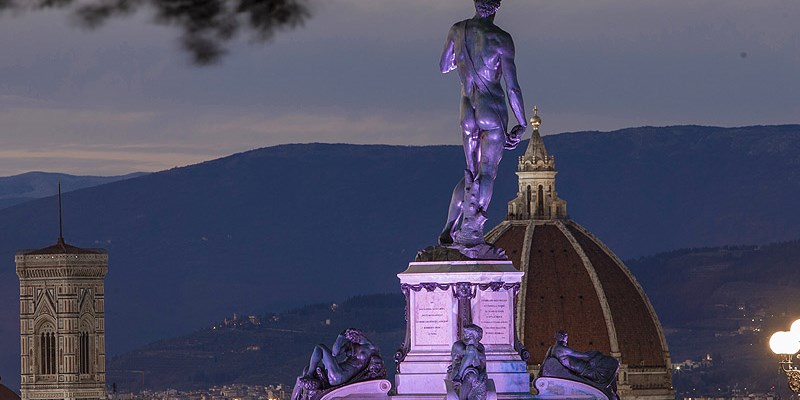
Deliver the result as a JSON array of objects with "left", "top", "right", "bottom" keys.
[
  {"left": 0, "top": 171, "right": 147, "bottom": 210},
  {"left": 1, "top": 124, "right": 799, "bottom": 390}
]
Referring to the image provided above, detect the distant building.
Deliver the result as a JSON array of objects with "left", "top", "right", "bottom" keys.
[
  {"left": 15, "top": 189, "right": 108, "bottom": 400},
  {"left": 486, "top": 110, "right": 674, "bottom": 400}
]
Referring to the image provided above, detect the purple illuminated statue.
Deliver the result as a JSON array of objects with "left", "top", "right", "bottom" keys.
[
  {"left": 447, "top": 324, "right": 489, "bottom": 400},
  {"left": 291, "top": 328, "right": 386, "bottom": 400},
  {"left": 539, "top": 331, "right": 620, "bottom": 400},
  {"left": 437, "top": 0, "right": 527, "bottom": 259}
]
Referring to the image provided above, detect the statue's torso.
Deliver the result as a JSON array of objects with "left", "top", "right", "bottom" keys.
[
  {"left": 452, "top": 18, "right": 510, "bottom": 100},
  {"left": 551, "top": 344, "right": 590, "bottom": 374}
]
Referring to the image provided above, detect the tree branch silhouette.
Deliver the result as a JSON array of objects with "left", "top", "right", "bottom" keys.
[{"left": 1, "top": 0, "right": 311, "bottom": 65}]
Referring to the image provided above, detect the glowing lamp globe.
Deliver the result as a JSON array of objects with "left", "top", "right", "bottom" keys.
[
  {"left": 790, "top": 319, "right": 800, "bottom": 334},
  {"left": 770, "top": 331, "right": 800, "bottom": 355}
]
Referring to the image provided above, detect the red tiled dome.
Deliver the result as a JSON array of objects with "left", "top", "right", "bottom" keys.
[
  {"left": 0, "top": 383, "right": 20, "bottom": 400},
  {"left": 485, "top": 122, "right": 673, "bottom": 398},
  {"left": 487, "top": 219, "right": 673, "bottom": 397}
]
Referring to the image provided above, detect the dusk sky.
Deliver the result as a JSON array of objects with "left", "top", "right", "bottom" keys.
[{"left": 1, "top": 0, "right": 798, "bottom": 176}]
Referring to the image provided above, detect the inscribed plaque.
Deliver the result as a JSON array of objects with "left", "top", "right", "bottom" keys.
[
  {"left": 478, "top": 290, "right": 511, "bottom": 345},
  {"left": 413, "top": 289, "right": 453, "bottom": 346}
]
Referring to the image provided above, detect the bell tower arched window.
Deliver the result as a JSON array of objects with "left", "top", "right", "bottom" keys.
[
  {"left": 38, "top": 326, "right": 56, "bottom": 375},
  {"left": 80, "top": 332, "right": 90, "bottom": 374},
  {"left": 79, "top": 318, "right": 94, "bottom": 375},
  {"left": 537, "top": 185, "right": 544, "bottom": 217},
  {"left": 526, "top": 185, "right": 532, "bottom": 217}
]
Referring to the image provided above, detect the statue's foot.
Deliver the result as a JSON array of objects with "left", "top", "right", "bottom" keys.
[
  {"left": 453, "top": 229, "right": 483, "bottom": 247},
  {"left": 416, "top": 245, "right": 473, "bottom": 262},
  {"left": 454, "top": 208, "right": 487, "bottom": 246},
  {"left": 438, "top": 230, "right": 454, "bottom": 246},
  {"left": 450, "top": 242, "right": 508, "bottom": 261},
  {"left": 438, "top": 218, "right": 457, "bottom": 246}
]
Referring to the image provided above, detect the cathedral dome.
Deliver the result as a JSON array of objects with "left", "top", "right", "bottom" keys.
[
  {"left": 485, "top": 114, "right": 673, "bottom": 399},
  {"left": 0, "top": 382, "right": 20, "bottom": 400}
]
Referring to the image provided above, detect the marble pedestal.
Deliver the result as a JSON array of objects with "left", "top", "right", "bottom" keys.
[
  {"left": 534, "top": 377, "right": 608, "bottom": 400},
  {"left": 320, "top": 380, "right": 393, "bottom": 400},
  {"left": 394, "top": 260, "right": 533, "bottom": 399}
]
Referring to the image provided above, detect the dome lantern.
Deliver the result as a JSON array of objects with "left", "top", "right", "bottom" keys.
[{"left": 508, "top": 107, "right": 567, "bottom": 221}]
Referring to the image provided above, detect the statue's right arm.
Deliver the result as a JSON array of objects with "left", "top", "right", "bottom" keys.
[
  {"left": 440, "top": 26, "right": 457, "bottom": 74},
  {"left": 500, "top": 34, "right": 526, "bottom": 129}
]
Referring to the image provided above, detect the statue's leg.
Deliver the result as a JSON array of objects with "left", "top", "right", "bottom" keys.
[
  {"left": 460, "top": 95, "right": 480, "bottom": 175},
  {"left": 438, "top": 177, "right": 464, "bottom": 245},
  {"left": 460, "top": 371, "right": 475, "bottom": 400},
  {"left": 305, "top": 345, "right": 325, "bottom": 377},
  {"left": 306, "top": 344, "right": 340, "bottom": 380},
  {"left": 439, "top": 97, "right": 479, "bottom": 245},
  {"left": 323, "top": 348, "right": 349, "bottom": 386},
  {"left": 291, "top": 377, "right": 304, "bottom": 400},
  {"left": 476, "top": 128, "right": 504, "bottom": 211}
]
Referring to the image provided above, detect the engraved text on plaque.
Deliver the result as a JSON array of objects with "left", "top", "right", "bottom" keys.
[{"left": 413, "top": 290, "right": 453, "bottom": 346}]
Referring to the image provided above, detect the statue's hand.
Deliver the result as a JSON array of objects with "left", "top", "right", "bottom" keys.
[{"left": 504, "top": 125, "right": 526, "bottom": 150}]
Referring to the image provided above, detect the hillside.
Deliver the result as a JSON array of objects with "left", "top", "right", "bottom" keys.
[
  {"left": 1, "top": 125, "right": 800, "bottom": 389},
  {"left": 626, "top": 241, "right": 800, "bottom": 398},
  {"left": 627, "top": 239, "right": 800, "bottom": 328},
  {"left": 0, "top": 171, "right": 147, "bottom": 209},
  {"left": 107, "top": 294, "right": 405, "bottom": 392},
  {"left": 111, "top": 240, "right": 800, "bottom": 396},
  {"left": 549, "top": 125, "right": 800, "bottom": 257}
]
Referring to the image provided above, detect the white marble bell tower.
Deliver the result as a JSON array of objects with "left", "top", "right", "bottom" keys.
[{"left": 16, "top": 185, "right": 107, "bottom": 400}]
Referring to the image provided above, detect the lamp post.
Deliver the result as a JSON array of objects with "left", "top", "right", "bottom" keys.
[{"left": 769, "top": 319, "right": 800, "bottom": 393}]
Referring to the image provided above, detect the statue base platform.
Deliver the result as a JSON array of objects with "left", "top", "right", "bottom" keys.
[
  {"left": 394, "top": 260, "right": 533, "bottom": 399},
  {"left": 319, "top": 379, "right": 392, "bottom": 400},
  {"left": 445, "top": 378, "right": 498, "bottom": 400},
  {"left": 533, "top": 377, "right": 609, "bottom": 400},
  {"left": 416, "top": 243, "right": 509, "bottom": 262}
]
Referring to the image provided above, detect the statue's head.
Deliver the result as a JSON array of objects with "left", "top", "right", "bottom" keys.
[
  {"left": 474, "top": 0, "right": 501, "bottom": 17},
  {"left": 463, "top": 324, "right": 484, "bottom": 345},
  {"left": 554, "top": 330, "right": 569, "bottom": 344},
  {"left": 332, "top": 328, "right": 366, "bottom": 356},
  {"left": 343, "top": 328, "right": 367, "bottom": 344}
]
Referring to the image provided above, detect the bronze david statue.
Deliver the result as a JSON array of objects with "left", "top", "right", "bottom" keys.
[{"left": 437, "top": 0, "right": 527, "bottom": 259}]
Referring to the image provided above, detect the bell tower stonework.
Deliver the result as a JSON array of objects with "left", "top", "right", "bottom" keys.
[{"left": 16, "top": 187, "right": 107, "bottom": 400}]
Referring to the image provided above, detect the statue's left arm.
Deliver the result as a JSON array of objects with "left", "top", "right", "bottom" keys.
[
  {"left": 560, "top": 346, "right": 595, "bottom": 361},
  {"left": 448, "top": 341, "right": 466, "bottom": 380}
]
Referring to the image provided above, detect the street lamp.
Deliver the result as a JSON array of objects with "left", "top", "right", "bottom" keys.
[{"left": 769, "top": 319, "right": 800, "bottom": 393}]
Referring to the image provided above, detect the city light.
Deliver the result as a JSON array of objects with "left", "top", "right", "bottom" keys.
[
  {"left": 769, "top": 319, "right": 800, "bottom": 393},
  {"left": 769, "top": 330, "right": 800, "bottom": 355}
]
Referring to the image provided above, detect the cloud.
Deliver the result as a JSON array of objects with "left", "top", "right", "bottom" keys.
[
  {"left": 0, "top": 102, "right": 460, "bottom": 176},
  {"left": 193, "top": 109, "right": 456, "bottom": 146},
  {"left": 0, "top": 0, "right": 799, "bottom": 176},
  {"left": 0, "top": 146, "right": 215, "bottom": 176},
  {"left": 0, "top": 105, "right": 158, "bottom": 146}
]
